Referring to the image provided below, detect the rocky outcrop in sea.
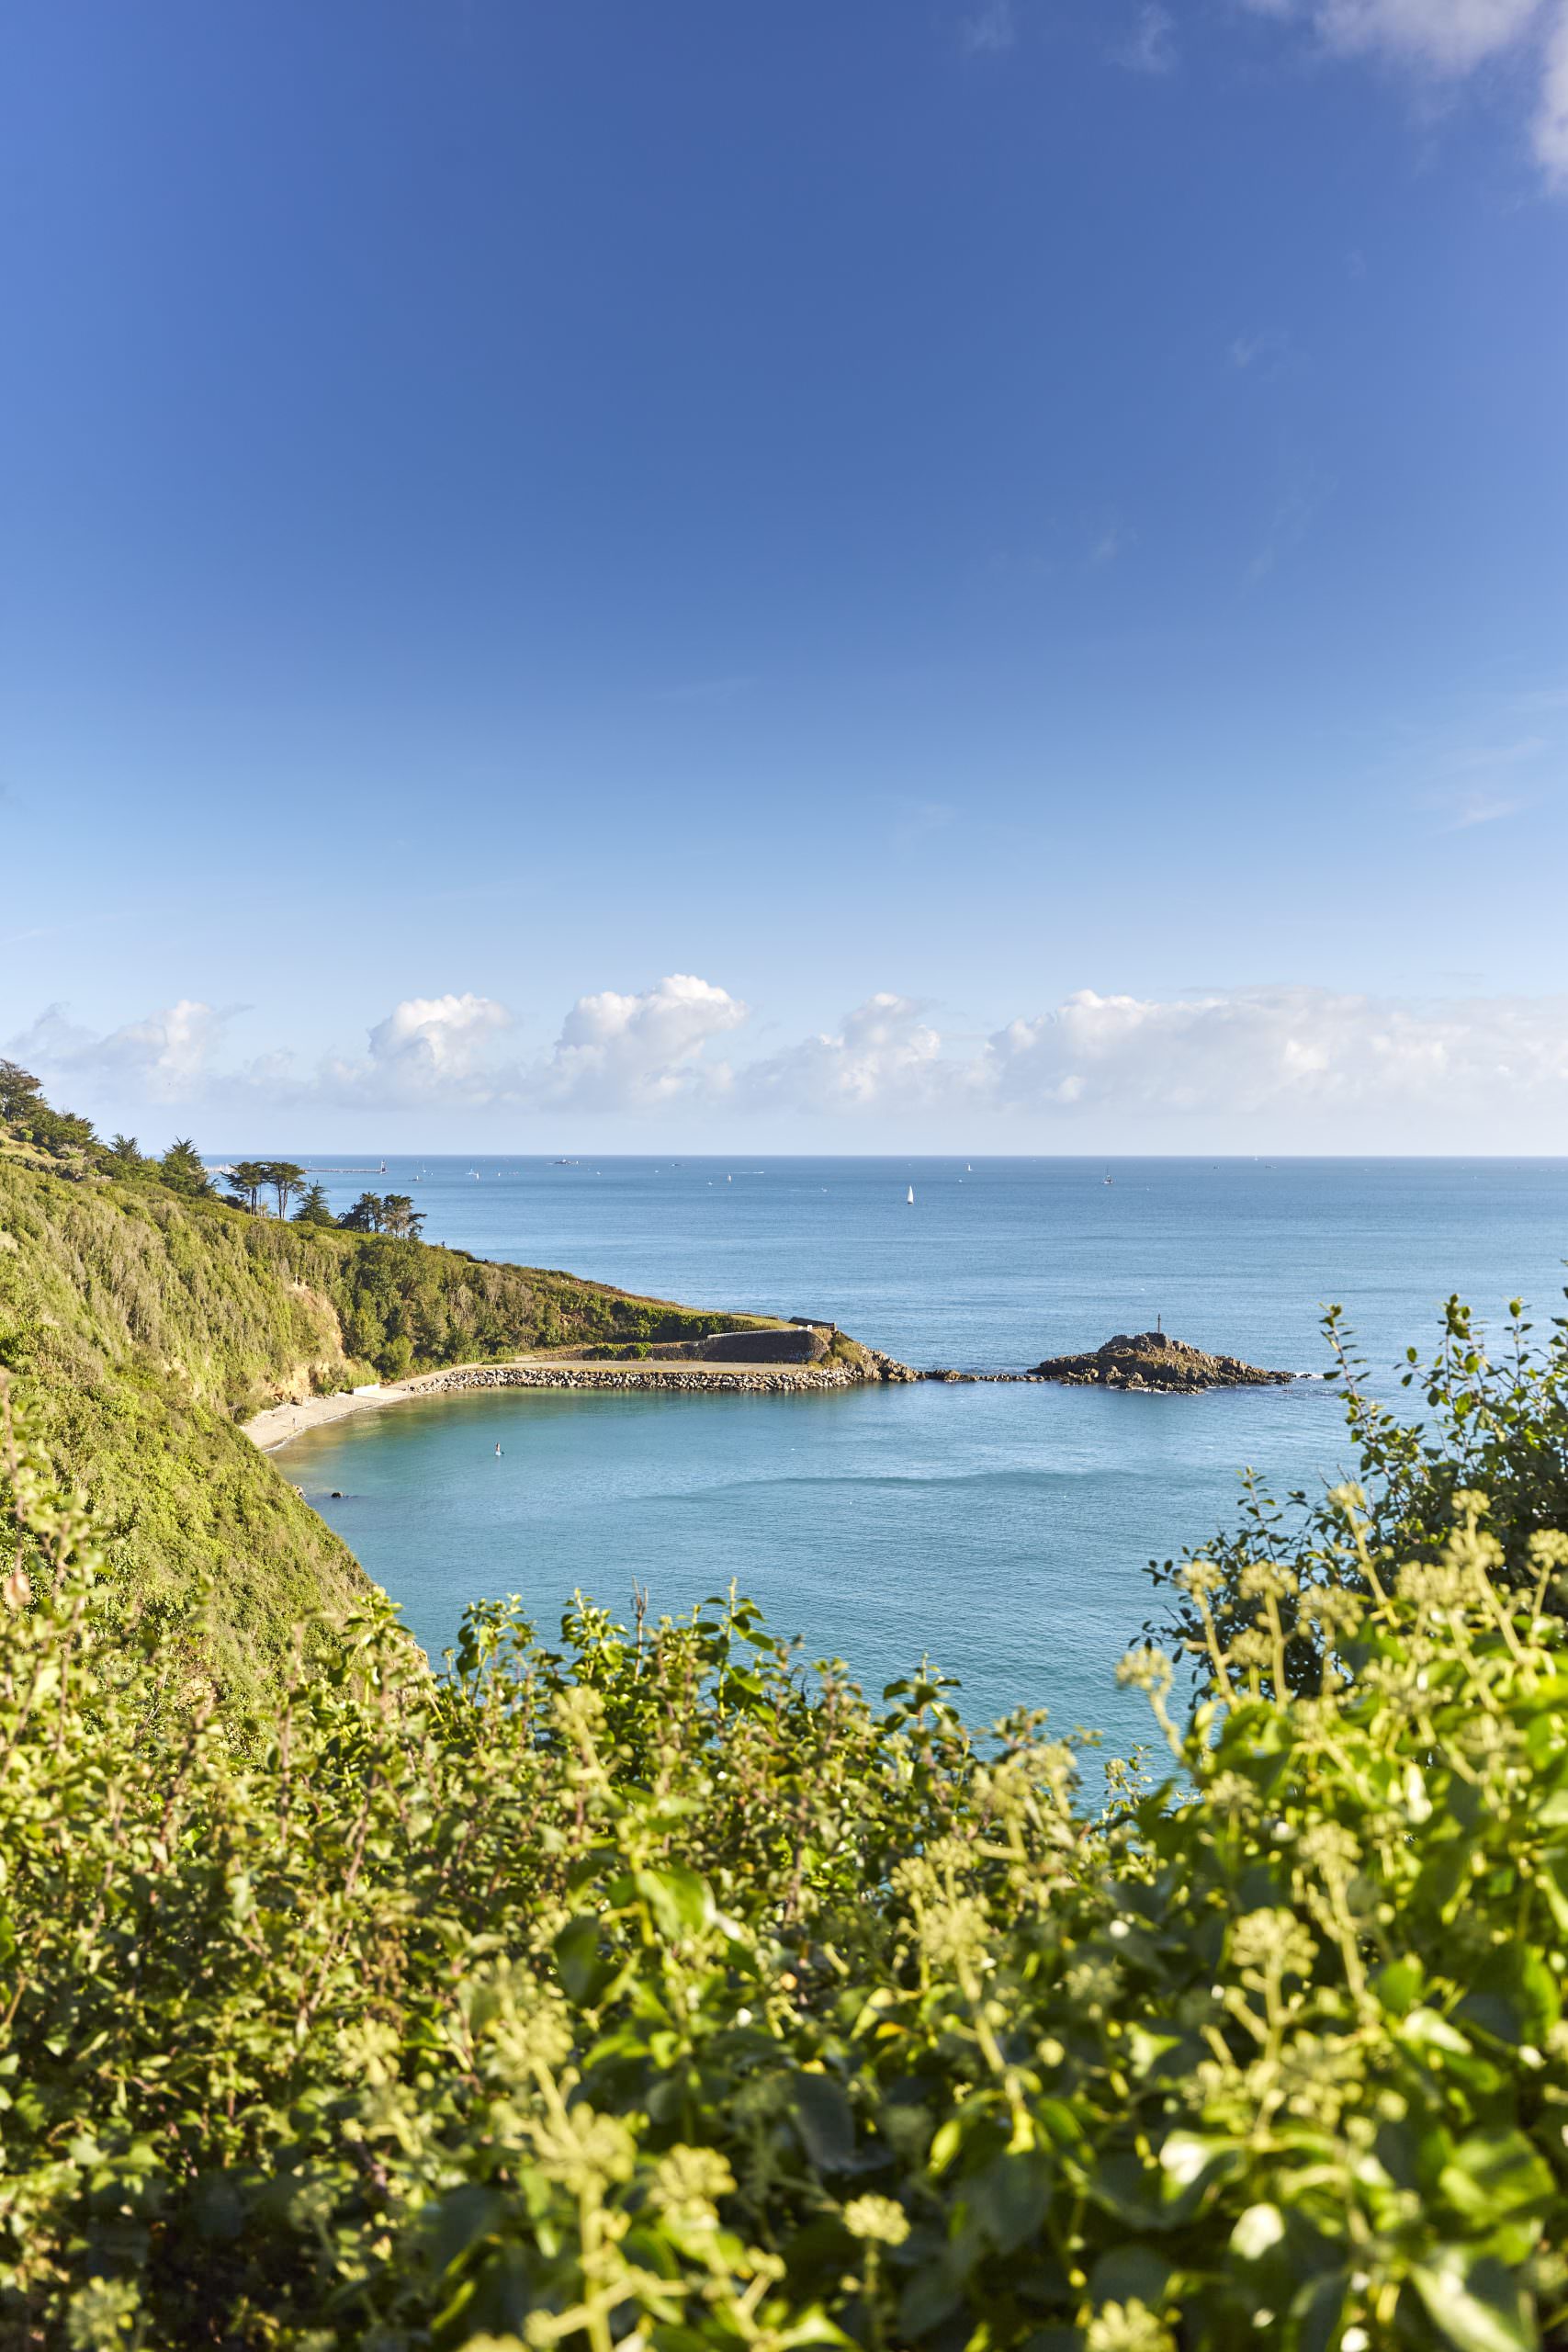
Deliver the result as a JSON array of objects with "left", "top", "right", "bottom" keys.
[{"left": 1024, "top": 1331, "right": 1293, "bottom": 1392}]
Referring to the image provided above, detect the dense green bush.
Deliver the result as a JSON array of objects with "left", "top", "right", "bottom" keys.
[
  {"left": 4, "top": 1364, "right": 1568, "bottom": 2352},
  {"left": 1149, "top": 1297, "right": 1568, "bottom": 1695}
]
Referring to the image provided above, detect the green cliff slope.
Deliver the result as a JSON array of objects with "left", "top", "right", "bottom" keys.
[{"left": 0, "top": 1149, "right": 779, "bottom": 1707}]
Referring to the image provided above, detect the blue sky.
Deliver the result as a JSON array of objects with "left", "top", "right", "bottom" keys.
[{"left": 5, "top": 0, "right": 1567, "bottom": 1150}]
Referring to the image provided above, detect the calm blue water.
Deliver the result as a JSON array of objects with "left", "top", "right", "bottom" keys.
[{"left": 275, "top": 1157, "right": 1568, "bottom": 1753}]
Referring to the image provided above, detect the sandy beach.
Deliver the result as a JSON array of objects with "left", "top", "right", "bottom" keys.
[{"left": 243, "top": 1378, "right": 430, "bottom": 1451}]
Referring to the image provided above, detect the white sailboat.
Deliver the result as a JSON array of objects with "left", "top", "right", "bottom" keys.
[{"left": 907, "top": 1184, "right": 915, "bottom": 1204}]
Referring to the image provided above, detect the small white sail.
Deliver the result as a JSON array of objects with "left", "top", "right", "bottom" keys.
[{"left": 907, "top": 1184, "right": 915, "bottom": 1204}]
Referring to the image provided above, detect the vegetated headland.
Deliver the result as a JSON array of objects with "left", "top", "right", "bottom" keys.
[
  {"left": 8, "top": 1056, "right": 1568, "bottom": 2343},
  {"left": 0, "top": 1062, "right": 905, "bottom": 1707}
]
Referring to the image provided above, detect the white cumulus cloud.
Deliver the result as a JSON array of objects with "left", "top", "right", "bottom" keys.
[
  {"left": 6, "top": 999, "right": 231, "bottom": 1100},
  {"left": 981, "top": 983, "right": 1568, "bottom": 1125},
  {"left": 1538, "top": 0, "right": 1568, "bottom": 174},
  {"left": 1242, "top": 0, "right": 1568, "bottom": 183},
  {"left": 745, "top": 994, "right": 950, "bottom": 1115},
  {"left": 535, "top": 974, "right": 749, "bottom": 1112},
  {"left": 364, "top": 993, "right": 513, "bottom": 1080},
  {"left": 737, "top": 982, "right": 1568, "bottom": 1145}
]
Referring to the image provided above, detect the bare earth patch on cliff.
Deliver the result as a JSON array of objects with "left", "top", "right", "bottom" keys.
[{"left": 1027, "top": 1331, "right": 1294, "bottom": 1392}]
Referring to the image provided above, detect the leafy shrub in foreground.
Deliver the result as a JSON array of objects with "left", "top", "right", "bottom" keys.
[
  {"left": 4, "top": 1375, "right": 1568, "bottom": 2351},
  {"left": 1150, "top": 1296, "right": 1568, "bottom": 1697}
]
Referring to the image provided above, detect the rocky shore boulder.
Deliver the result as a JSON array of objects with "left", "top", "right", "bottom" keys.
[{"left": 1027, "top": 1331, "right": 1293, "bottom": 1392}]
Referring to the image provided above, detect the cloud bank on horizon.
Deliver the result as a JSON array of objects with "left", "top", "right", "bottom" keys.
[{"left": 12, "top": 975, "right": 1568, "bottom": 1154}]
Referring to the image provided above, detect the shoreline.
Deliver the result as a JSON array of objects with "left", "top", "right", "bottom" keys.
[
  {"left": 243, "top": 1343, "right": 1316, "bottom": 1453},
  {"left": 243, "top": 1354, "right": 898, "bottom": 1452}
]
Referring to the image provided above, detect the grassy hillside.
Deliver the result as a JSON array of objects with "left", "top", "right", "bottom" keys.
[
  {"left": 0, "top": 1148, "right": 782, "bottom": 1708},
  {"left": 0, "top": 1154, "right": 369, "bottom": 1705}
]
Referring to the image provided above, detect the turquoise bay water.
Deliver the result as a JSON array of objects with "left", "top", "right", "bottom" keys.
[{"left": 277, "top": 1157, "right": 1568, "bottom": 1751}]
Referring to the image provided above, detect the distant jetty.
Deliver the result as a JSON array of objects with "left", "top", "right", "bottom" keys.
[{"left": 1026, "top": 1331, "right": 1294, "bottom": 1393}]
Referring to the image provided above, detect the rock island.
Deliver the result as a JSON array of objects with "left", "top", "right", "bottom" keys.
[{"left": 1027, "top": 1330, "right": 1293, "bottom": 1392}]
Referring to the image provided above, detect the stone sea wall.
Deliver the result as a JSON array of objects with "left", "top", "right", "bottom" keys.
[{"left": 409, "top": 1355, "right": 912, "bottom": 1400}]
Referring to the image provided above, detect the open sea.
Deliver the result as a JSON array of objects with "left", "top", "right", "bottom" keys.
[{"left": 274, "top": 1156, "right": 1568, "bottom": 1758}]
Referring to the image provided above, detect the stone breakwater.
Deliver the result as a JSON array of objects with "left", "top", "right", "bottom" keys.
[
  {"left": 244, "top": 1347, "right": 924, "bottom": 1450},
  {"left": 412, "top": 1356, "right": 915, "bottom": 1399}
]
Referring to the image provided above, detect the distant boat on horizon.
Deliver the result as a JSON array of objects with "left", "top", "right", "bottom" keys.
[
  {"left": 1103, "top": 1167, "right": 1113, "bottom": 1186},
  {"left": 907, "top": 1184, "right": 915, "bottom": 1204}
]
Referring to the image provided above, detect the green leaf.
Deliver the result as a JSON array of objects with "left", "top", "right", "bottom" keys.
[
  {"left": 1290, "top": 2268, "right": 1347, "bottom": 2352},
  {"left": 1156, "top": 2132, "right": 1244, "bottom": 2221},
  {"left": 1437, "top": 2132, "right": 1554, "bottom": 2228},
  {"left": 1376, "top": 1957, "right": 1424, "bottom": 2016},
  {"left": 965, "top": 2149, "right": 1050, "bottom": 2255},
  {"left": 771, "top": 2313, "right": 861, "bottom": 2350},
  {"left": 427, "top": 2183, "right": 505, "bottom": 2278},
  {"left": 1412, "top": 2253, "right": 1534, "bottom": 2352},
  {"left": 1088, "top": 2153, "right": 1163, "bottom": 2230},
  {"left": 1456, "top": 1945, "right": 1560, "bottom": 2049},
  {"left": 554, "top": 1913, "right": 615, "bottom": 2006},
  {"left": 632, "top": 1864, "right": 715, "bottom": 1939},
  {"left": 1399, "top": 2007, "right": 1475, "bottom": 2057},
  {"left": 897, "top": 2260, "right": 964, "bottom": 2339},
  {"left": 793, "top": 2073, "right": 857, "bottom": 2172},
  {"left": 1125, "top": 2024, "right": 1183, "bottom": 2077},
  {"left": 1088, "top": 2245, "right": 1174, "bottom": 2308}
]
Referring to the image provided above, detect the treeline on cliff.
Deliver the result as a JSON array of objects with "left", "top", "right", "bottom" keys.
[{"left": 0, "top": 1057, "right": 774, "bottom": 1382}]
